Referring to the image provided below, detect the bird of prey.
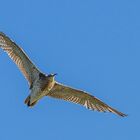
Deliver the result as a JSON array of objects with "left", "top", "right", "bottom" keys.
[{"left": 0, "top": 32, "right": 127, "bottom": 117}]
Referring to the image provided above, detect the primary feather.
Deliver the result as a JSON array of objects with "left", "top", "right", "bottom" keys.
[
  {"left": 48, "top": 82, "right": 127, "bottom": 117},
  {"left": 0, "top": 32, "right": 40, "bottom": 86}
]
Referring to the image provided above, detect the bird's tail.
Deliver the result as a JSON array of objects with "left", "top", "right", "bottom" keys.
[{"left": 24, "top": 95, "right": 38, "bottom": 107}]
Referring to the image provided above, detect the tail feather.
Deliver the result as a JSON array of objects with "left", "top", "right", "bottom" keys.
[{"left": 24, "top": 95, "right": 38, "bottom": 107}]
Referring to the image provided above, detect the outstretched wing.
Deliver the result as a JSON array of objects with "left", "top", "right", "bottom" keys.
[
  {"left": 0, "top": 32, "right": 40, "bottom": 86},
  {"left": 48, "top": 82, "right": 127, "bottom": 117}
]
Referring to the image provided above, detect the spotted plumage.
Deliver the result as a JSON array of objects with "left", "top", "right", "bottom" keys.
[{"left": 0, "top": 32, "right": 127, "bottom": 117}]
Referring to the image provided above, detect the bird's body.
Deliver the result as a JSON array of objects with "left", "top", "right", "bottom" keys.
[
  {"left": 26, "top": 73, "right": 56, "bottom": 106},
  {"left": 0, "top": 32, "right": 127, "bottom": 117}
]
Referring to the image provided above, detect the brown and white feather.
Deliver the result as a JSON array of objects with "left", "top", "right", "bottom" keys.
[
  {"left": 0, "top": 32, "right": 40, "bottom": 85},
  {"left": 48, "top": 82, "right": 127, "bottom": 117}
]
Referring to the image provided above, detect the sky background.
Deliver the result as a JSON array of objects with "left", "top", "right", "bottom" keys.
[{"left": 0, "top": 0, "right": 139, "bottom": 140}]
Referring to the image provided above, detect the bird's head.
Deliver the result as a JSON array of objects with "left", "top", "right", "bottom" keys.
[
  {"left": 48, "top": 73, "right": 57, "bottom": 77},
  {"left": 47, "top": 73, "right": 57, "bottom": 80}
]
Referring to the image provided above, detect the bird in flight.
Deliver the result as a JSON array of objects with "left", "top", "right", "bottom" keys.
[{"left": 0, "top": 32, "right": 127, "bottom": 117}]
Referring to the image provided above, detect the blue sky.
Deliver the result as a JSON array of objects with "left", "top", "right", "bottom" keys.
[{"left": 0, "top": 0, "right": 139, "bottom": 140}]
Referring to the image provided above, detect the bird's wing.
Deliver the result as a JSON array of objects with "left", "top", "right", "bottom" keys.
[
  {"left": 48, "top": 82, "right": 127, "bottom": 117},
  {"left": 0, "top": 32, "right": 40, "bottom": 85}
]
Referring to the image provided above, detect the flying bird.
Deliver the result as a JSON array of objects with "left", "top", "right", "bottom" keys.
[{"left": 0, "top": 32, "right": 127, "bottom": 117}]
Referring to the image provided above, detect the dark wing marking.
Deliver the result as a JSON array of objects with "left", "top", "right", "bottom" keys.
[
  {"left": 0, "top": 32, "right": 40, "bottom": 85},
  {"left": 48, "top": 82, "right": 127, "bottom": 117}
]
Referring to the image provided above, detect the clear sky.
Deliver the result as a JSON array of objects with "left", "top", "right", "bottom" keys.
[{"left": 0, "top": 0, "right": 139, "bottom": 140}]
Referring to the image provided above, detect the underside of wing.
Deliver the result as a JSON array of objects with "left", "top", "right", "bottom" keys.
[
  {"left": 48, "top": 82, "right": 127, "bottom": 117},
  {"left": 0, "top": 32, "right": 40, "bottom": 85}
]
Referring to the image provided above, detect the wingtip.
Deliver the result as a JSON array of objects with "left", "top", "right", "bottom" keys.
[
  {"left": 113, "top": 110, "right": 128, "bottom": 117},
  {"left": 119, "top": 113, "right": 128, "bottom": 117},
  {"left": 0, "top": 32, "right": 5, "bottom": 35},
  {"left": 0, "top": 32, "right": 7, "bottom": 37},
  {"left": 107, "top": 106, "right": 127, "bottom": 117}
]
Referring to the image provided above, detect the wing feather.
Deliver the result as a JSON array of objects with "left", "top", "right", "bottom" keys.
[
  {"left": 48, "top": 82, "right": 127, "bottom": 117},
  {"left": 0, "top": 32, "right": 40, "bottom": 85}
]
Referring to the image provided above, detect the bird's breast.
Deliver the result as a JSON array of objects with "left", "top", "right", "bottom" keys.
[
  {"left": 47, "top": 80, "right": 56, "bottom": 91},
  {"left": 30, "top": 79, "right": 55, "bottom": 104},
  {"left": 40, "top": 80, "right": 55, "bottom": 95}
]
